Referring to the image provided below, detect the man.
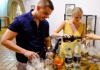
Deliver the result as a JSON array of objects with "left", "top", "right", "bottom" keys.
[{"left": 1, "top": 0, "right": 54, "bottom": 70}]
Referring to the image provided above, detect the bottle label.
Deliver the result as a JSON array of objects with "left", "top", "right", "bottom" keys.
[
  {"left": 74, "top": 54, "right": 81, "bottom": 62},
  {"left": 65, "top": 56, "right": 72, "bottom": 64}
]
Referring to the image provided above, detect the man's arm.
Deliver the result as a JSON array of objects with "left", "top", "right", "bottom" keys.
[
  {"left": 44, "top": 37, "right": 51, "bottom": 48},
  {"left": 1, "top": 29, "right": 26, "bottom": 53},
  {"left": 0, "top": 29, "right": 39, "bottom": 60}
]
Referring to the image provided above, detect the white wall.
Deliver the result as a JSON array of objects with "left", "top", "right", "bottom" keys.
[
  {"left": 0, "top": 0, "right": 8, "bottom": 17},
  {"left": 23, "top": 0, "right": 100, "bottom": 48},
  {"left": 0, "top": 0, "right": 8, "bottom": 27}
]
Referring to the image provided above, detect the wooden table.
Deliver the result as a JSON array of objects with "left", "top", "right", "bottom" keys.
[{"left": 53, "top": 56, "right": 99, "bottom": 70}]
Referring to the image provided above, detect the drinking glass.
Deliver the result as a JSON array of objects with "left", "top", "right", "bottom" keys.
[
  {"left": 54, "top": 55, "right": 63, "bottom": 66},
  {"left": 26, "top": 61, "right": 33, "bottom": 70},
  {"left": 45, "top": 59, "right": 53, "bottom": 67},
  {"left": 96, "top": 62, "right": 100, "bottom": 70}
]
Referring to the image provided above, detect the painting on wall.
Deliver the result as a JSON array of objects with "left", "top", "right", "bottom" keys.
[
  {"left": 31, "top": 5, "right": 35, "bottom": 9},
  {"left": 65, "top": 4, "right": 75, "bottom": 15}
]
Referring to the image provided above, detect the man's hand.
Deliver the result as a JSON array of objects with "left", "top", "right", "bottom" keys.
[
  {"left": 46, "top": 52, "right": 54, "bottom": 59},
  {"left": 23, "top": 50, "right": 39, "bottom": 60}
]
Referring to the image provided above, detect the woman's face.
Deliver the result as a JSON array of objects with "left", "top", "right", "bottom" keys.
[{"left": 72, "top": 13, "right": 82, "bottom": 23}]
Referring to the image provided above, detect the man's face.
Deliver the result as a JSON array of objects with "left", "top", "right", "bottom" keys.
[{"left": 37, "top": 6, "right": 53, "bottom": 21}]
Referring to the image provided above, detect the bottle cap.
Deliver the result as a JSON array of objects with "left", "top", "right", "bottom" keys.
[{"left": 65, "top": 40, "right": 70, "bottom": 42}]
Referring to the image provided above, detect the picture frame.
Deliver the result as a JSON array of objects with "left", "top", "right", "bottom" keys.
[
  {"left": 31, "top": 5, "right": 35, "bottom": 9},
  {"left": 65, "top": 4, "right": 75, "bottom": 15}
]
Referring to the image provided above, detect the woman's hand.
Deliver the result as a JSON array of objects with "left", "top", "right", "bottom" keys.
[
  {"left": 86, "top": 33, "right": 100, "bottom": 40},
  {"left": 81, "top": 38, "right": 86, "bottom": 44},
  {"left": 86, "top": 33, "right": 95, "bottom": 40},
  {"left": 62, "top": 34, "right": 72, "bottom": 38}
]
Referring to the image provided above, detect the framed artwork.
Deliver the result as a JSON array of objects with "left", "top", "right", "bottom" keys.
[
  {"left": 65, "top": 4, "right": 75, "bottom": 15},
  {"left": 31, "top": 5, "right": 35, "bottom": 9}
]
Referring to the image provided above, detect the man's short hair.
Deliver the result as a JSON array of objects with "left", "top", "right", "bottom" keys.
[{"left": 38, "top": 0, "right": 54, "bottom": 10}]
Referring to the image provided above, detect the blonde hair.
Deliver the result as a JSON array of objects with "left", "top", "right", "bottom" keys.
[{"left": 71, "top": 7, "right": 83, "bottom": 17}]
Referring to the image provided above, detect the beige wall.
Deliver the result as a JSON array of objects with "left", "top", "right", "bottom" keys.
[{"left": 8, "top": 0, "right": 25, "bottom": 24}]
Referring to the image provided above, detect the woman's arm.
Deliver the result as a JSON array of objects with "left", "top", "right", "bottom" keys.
[{"left": 51, "top": 21, "right": 66, "bottom": 38}]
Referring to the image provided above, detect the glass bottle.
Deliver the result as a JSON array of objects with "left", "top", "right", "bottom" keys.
[
  {"left": 65, "top": 41, "right": 73, "bottom": 69},
  {"left": 45, "top": 47, "right": 53, "bottom": 69},
  {"left": 73, "top": 40, "right": 82, "bottom": 68},
  {"left": 63, "top": 35, "right": 82, "bottom": 42}
]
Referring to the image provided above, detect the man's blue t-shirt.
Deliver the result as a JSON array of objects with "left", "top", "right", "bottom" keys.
[{"left": 8, "top": 10, "right": 49, "bottom": 63}]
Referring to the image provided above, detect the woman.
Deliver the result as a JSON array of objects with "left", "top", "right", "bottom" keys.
[{"left": 52, "top": 7, "right": 86, "bottom": 57}]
